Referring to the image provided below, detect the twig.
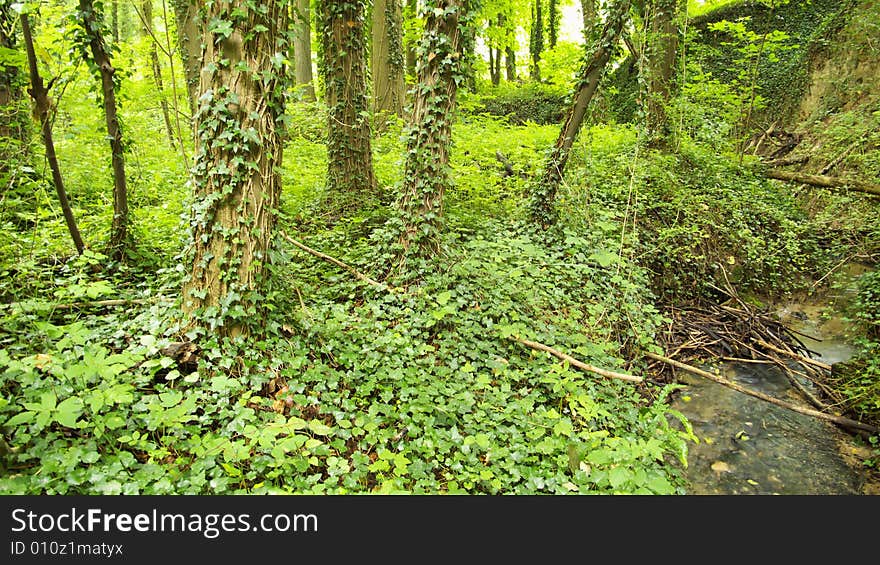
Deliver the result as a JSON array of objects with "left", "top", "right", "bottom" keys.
[
  {"left": 646, "top": 352, "right": 879, "bottom": 434},
  {"left": 510, "top": 336, "right": 643, "bottom": 383},
  {"left": 281, "top": 232, "right": 388, "bottom": 290},
  {"left": 754, "top": 338, "right": 832, "bottom": 371}
]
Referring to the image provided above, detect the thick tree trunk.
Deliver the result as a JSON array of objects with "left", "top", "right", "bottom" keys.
[
  {"left": 140, "top": 0, "right": 176, "bottom": 149},
  {"left": 169, "top": 0, "right": 201, "bottom": 114},
  {"left": 644, "top": 0, "right": 681, "bottom": 149},
  {"left": 530, "top": 0, "right": 631, "bottom": 227},
  {"left": 766, "top": 169, "right": 880, "bottom": 196},
  {"left": 371, "top": 0, "right": 406, "bottom": 115},
  {"left": 395, "top": 0, "right": 468, "bottom": 269},
  {"left": 293, "top": 0, "right": 316, "bottom": 101},
  {"left": 320, "top": 0, "right": 376, "bottom": 205},
  {"left": 78, "top": 0, "right": 130, "bottom": 260},
  {"left": 182, "top": 0, "right": 289, "bottom": 339},
  {"left": 21, "top": 14, "right": 85, "bottom": 255}
]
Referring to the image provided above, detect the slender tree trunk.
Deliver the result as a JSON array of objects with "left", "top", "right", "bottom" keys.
[
  {"left": 548, "top": 0, "right": 559, "bottom": 48},
  {"left": 78, "top": 0, "right": 131, "bottom": 260},
  {"left": 530, "top": 0, "right": 631, "bottom": 227},
  {"left": 372, "top": 0, "right": 406, "bottom": 115},
  {"left": 395, "top": 0, "right": 468, "bottom": 270},
  {"left": 292, "top": 0, "right": 316, "bottom": 101},
  {"left": 140, "top": 0, "right": 176, "bottom": 149},
  {"left": 320, "top": 0, "right": 376, "bottom": 207},
  {"left": 644, "top": 0, "right": 681, "bottom": 149},
  {"left": 505, "top": 46, "right": 516, "bottom": 82},
  {"left": 169, "top": 0, "right": 201, "bottom": 114},
  {"left": 529, "top": 0, "right": 543, "bottom": 81},
  {"left": 20, "top": 14, "right": 85, "bottom": 255},
  {"left": 182, "top": 0, "right": 290, "bottom": 340},
  {"left": 1, "top": 1, "right": 28, "bottom": 170},
  {"left": 111, "top": 0, "right": 119, "bottom": 43}
]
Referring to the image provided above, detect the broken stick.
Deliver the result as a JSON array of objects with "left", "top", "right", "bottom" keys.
[
  {"left": 511, "top": 336, "right": 643, "bottom": 383},
  {"left": 281, "top": 232, "right": 387, "bottom": 290},
  {"left": 646, "top": 352, "right": 879, "bottom": 434}
]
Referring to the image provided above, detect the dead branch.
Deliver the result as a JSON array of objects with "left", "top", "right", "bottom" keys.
[
  {"left": 281, "top": 232, "right": 388, "bottom": 290},
  {"left": 764, "top": 155, "right": 809, "bottom": 168},
  {"left": 766, "top": 169, "right": 880, "bottom": 196},
  {"left": 646, "top": 352, "right": 880, "bottom": 434},
  {"left": 510, "top": 336, "right": 643, "bottom": 383},
  {"left": 754, "top": 338, "right": 832, "bottom": 371}
]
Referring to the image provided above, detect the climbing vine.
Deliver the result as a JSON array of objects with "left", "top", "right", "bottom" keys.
[{"left": 182, "top": 0, "right": 293, "bottom": 340}]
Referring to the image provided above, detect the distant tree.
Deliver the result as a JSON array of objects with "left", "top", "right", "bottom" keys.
[
  {"left": 548, "top": 0, "right": 559, "bottom": 48},
  {"left": 292, "top": 0, "right": 316, "bottom": 101},
  {"left": 182, "top": 0, "right": 291, "bottom": 339},
  {"left": 529, "top": 0, "right": 543, "bottom": 81},
  {"left": 139, "top": 0, "right": 176, "bottom": 150},
  {"left": 372, "top": 0, "right": 406, "bottom": 115},
  {"left": 644, "top": 0, "right": 683, "bottom": 149},
  {"left": 0, "top": 0, "right": 29, "bottom": 169},
  {"left": 169, "top": 0, "right": 201, "bottom": 113},
  {"left": 320, "top": 0, "right": 376, "bottom": 207},
  {"left": 76, "top": 0, "right": 131, "bottom": 260},
  {"left": 530, "top": 0, "right": 631, "bottom": 227}
]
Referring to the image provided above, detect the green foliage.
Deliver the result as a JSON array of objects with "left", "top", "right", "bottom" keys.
[{"left": 464, "top": 82, "right": 567, "bottom": 125}]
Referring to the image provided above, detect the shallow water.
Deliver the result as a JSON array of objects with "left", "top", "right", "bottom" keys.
[{"left": 671, "top": 308, "right": 868, "bottom": 495}]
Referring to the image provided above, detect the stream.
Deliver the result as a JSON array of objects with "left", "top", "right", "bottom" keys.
[{"left": 671, "top": 277, "right": 875, "bottom": 495}]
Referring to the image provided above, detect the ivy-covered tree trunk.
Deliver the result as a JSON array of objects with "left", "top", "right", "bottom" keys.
[
  {"left": 77, "top": 0, "right": 131, "bottom": 260},
  {"left": 644, "top": 0, "right": 681, "bottom": 149},
  {"left": 293, "top": 0, "right": 316, "bottom": 101},
  {"left": 372, "top": 0, "right": 406, "bottom": 115},
  {"left": 320, "top": 0, "right": 376, "bottom": 205},
  {"left": 169, "top": 0, "right": 201, "bottom": 114},
  {"left": 394, "top": 0, "right": 469, "bottom": 270},
  {"left": 182, "top": 0, "right": 290, "bottom": 340},
  {"left": 21, "top": 13, "right": 85, "bottom": 255},
  {"left": 530, "top": 0, "right": 631, "bottom": 227},
  {"left": 529, "top": 0, "right": 543, "bottom": 81},
  {"left": 548, "top": 0, "right": 559, "bottom": 48},
  {"left": 505, "top": 45, "right": 516, "bottom": 81},
  {"left": 0, "top": 1, "right": 28, "bottom": 171},
  {"left": 581, "top": 0, "right": 596, "bottom": 41}
]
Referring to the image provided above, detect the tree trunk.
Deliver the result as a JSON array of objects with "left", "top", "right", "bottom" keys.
[
  {"left": 404, "top": 0, "right": 417, "bottom": 78},
  {"left": 530, "top": 0, "right": 631, "bottom": 227},
  {"left": 529, "top": 0, "right": 543, "bottom": 81},
  {"left": 20, "top": 14, "right": 85, "bottom": 255},
  {"left": 371, "top": 0, "right": 406, "bottom": 115},
  {"left": 548, "top": 0, "right": 559, "bottom": 49},
  {"left": 505, "top": 46, "right": 516, "bottom": 82},
  {"left": 78, "top": 0, "right": 130, "bottom": 260},
  {"left": 394, "top": 0, "right": 468, "bottom": 270},
  {"left": 111, "top": 0, "right": 119, "bottom": 43},
  {"left": 644, "top": 0, "right": 681, "bottom": 149},
  {"left": 581, "top": 0, "right": 596, "bottom": 41},
  {"left": 292, "top": 0, "right": 316, "bottom": 101},
  {"left": 320, "top": 0, "right": 376, "bottom": 207},
  {"left": 169, "top": 0, "right": 201, "bottom": 114},
  {"left": 182, "top": 0, "right": 290, "bottom": 340},
  {"left": 140, "top": 0, "right": 176, "bottom": 150},
  {"left": 1, "top": 0, "right": 28, "bottom": 169}
]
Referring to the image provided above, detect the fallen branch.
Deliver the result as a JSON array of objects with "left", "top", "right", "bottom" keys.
[
  {"left": 766, "top": 169, "right": 880, "bottom": 196},
  {"left": 511, "top": 336, "right": 643, "bottom": 383},
  {"left": 754, "top": 338, "right": 833, "bottom": 371},
  {"left": 646, "top": 352, "right": 879, "bottom": 434},
  {"left": 764, "top": 155, "right": 809, "bottom": 168},
  {"left": 2, "top": 297, "right": 164, "bottom": 312},
  {"left": 281, "top": 232, "right": 387, "bottom": 290}
]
